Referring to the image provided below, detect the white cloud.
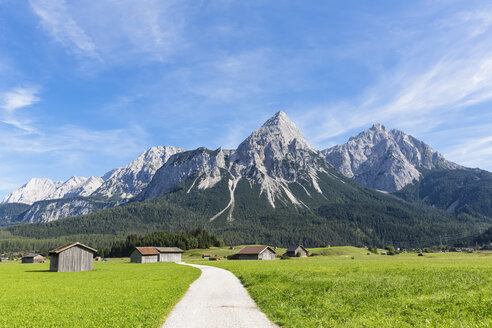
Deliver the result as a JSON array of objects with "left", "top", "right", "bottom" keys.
[
  {"left": 297, "top": 6, "right": 492, "bottom": 158},
  {"left": 29, "top": 0, "right": 99, "bottom": 59},
  {"left": 29, "top": 0, "right": 186, "bottom": 64},
  {"left": 0, "top": 87, "right": 39, "bottom": 133},
  {"left": 0, "top": 88, "right": 39, "bottom": 112}
]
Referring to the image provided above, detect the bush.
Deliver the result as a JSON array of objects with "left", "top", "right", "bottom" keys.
[{"left": 280, "top": 255, "right": 290, "bottom": 260}]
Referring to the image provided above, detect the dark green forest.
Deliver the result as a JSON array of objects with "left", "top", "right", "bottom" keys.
[
  {"left": 394, "top": 168, "right": 492, "bottom": 218},
  {"left": 2, "top": 169, "right": 490, "bottom": 253}
]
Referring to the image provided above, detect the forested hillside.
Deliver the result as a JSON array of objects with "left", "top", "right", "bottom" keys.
[
  {"left": 394, "top": 169, "right": 492, "bottom": 219},
  {"left": 3, "top": 170, "right": 489, "bottom": 252}
]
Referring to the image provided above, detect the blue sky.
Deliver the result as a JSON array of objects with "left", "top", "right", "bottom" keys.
[{"left": 0, "top": 0, "right": 491, "bottom": 197}]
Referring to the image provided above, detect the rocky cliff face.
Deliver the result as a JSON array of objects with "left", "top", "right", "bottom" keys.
[
  {"left": 1, "top": 146, "right": 183, "bottom": 223},
  {"left": 1, "top": 177, "right": 103, "bottom": 205},
  {"left": 323, "top": 124, "right": 461, "bottom": 191},
  {"left": 139, "top": 111, "right": 332, "bottom": 222},
  {"left": 13, "top": 198, "right": 109, "bottom": 223},
  {"left": 93, "top": 146, "right": 184, "bottom": 201}
]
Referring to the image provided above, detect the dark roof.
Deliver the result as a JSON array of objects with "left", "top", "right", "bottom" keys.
[
  {"left": 237, "top": 246, "right": 275, "bottom": 255},
  {"left": 23, "top": 253, "right": 43, "bottom": 258},
  {"left": 135, "top": 247, "right": 160, "bottom": 256},
  {"left": 155, "top": 247, "right": 184, "bottom": 253},
  {"left": 48, "top": 242, "right": 97, "bottom": 255},
  {"left": 287, "top": 245, "right": 308, "bottom": 253}
]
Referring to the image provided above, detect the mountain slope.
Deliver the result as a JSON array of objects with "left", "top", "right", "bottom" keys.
[
  {"left": 394, "top": 168, "right": 492, "bottom": 218},
  {"left": 4, "top": 112, "right": 490, "bottom": 249},
  {"left": 93, "top": 146, "right": 184, "bottom": 201},
  {"left": 323, "top": 124, "right": 461, "bottom": 192}
]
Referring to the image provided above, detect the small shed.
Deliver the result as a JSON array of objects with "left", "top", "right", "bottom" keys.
[
  {"left": 130, "top": 247, "right": 159, "bottom": 263},
  {"left": 22, "top": 253, "right": 46, "bottom": 264},
  {"left": 285, "top": 245, "right": 309, "bottom": 257},
  {"left": 48, "top": 242, "right": 97, "bottom": 272},
  {"left": 0, "top": 257, "right": 8, "bottom": 262},
  {"left": 202, "top": 253, "right": 211, "bottom": 259},
  {"left": 155, "top": 247, "right": 184, "bottom": 262},
  {"left": 229, "top": 246, "right": 276, "bottom": 260}
]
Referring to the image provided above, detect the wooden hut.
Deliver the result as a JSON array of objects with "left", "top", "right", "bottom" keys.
[
  {"left": 202, "top": 253, "right": 211, "bottom": 259},
  {"left": 22, "top": 253, "right": 46, "bottom": 264},
  {"left": 130, "top": 247, "right": 159, "bottom": 263},
  {"left": 285, "top": 245, "right": 309, "bottom": 257},
  {"left": 48, "top": 242, "right": 97, "bottom": 272},
  {"left": 155, "top": 247, "right": 184, "bottom": 262},
  {"left": 0, "top": 257, "right": 8, "bottom": 262},
  {"left": 229, "top": 246, "right": 276, "bottom": 260}
]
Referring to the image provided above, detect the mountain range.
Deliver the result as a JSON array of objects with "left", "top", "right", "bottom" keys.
[{"left": 1, "top": 111, "right": 490, "bottom": 249}]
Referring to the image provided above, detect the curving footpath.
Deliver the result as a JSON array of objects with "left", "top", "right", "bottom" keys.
[{"left": 162, "top": 263, "right": 278, "bottom": 328}]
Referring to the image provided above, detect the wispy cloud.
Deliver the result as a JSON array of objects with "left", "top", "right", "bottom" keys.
[
  {"left": 29, "top": 0, "right": 186, "bottom": 64},
  {"left": 29, "top": 0, "right": 99, "bottom": 59},
  {"left": 0, "top": 87, "right": 39, "bottom": 133},
  {"left": 0, "top": 87, "right": 39, "bottom": 112},
  {"left": 297, "top": 6, "right": 492, "bottom": 151}
]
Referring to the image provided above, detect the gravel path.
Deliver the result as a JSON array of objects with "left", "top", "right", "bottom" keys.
[{"left": 162, "top": 263, "right": 278, "bottom": 328}]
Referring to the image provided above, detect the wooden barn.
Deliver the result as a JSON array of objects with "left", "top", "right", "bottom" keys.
[
  {"left": 130, "top": 247, "right": 159, "bottom": 263},
  {"left": 48, "top": 242, "right": 97, "bottom": 272},
  {"left": 155, "top": 247, "right": 184, "bottom": 262},
  {"left": 285, "top": 245, "right": 309, "bottom": 257},
  {"left": 22, "top": 253, "right": 46, "bottom": 263},
  {"left": 229, "top": 246, "right": 276, "bottom": 260}
]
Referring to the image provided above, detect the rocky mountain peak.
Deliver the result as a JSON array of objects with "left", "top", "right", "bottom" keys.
[{"left": 323, "top": 124, "right": 461, "bottom": 191}]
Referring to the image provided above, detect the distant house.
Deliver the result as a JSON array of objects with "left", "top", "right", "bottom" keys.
[
  {"left": 22, "top": 253, "right": 46, "bottom": 264},
  {"left": 285, "top": 245, "right": 309, "bottom": 257},
  {"left": 155, "top": 247, "right": 184, "bottom": 262},
  {"left": 0, "top": 257, "right": 8, "bottom": 262},
  {"left": 202, "top": 254, "right": 211, "bottom": 259},
  {"left": 130, "top": 247, "right": 159, "bottom": 264},
  {"left": 228, "top": 246, "right": 276, "bottom": 260},
  {"left": 48, "top": 242, "right": 97, "bottom": 272}
]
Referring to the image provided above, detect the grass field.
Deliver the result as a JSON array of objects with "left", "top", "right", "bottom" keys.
[
  {"left": 0, "top": 260, "right": 200, "bottom": 328},
  {"left": 200, "top": 248, "right": 492, "bottom": 327}
]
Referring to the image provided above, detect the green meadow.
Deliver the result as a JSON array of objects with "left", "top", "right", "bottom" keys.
[
  {"left": 0, "top": 260, "right": 199, "bottom": 328},
  {"left": 201, "top": 248, "right": 492, "bottom": 328}
]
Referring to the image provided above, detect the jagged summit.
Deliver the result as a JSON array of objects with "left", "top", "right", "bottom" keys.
[
  {"left": 1, "top": 176, "right": 103, "bottom": 205},
  {"left": 323, "top": 124, "right": 461, "bottom": 191},
  {"left": 93, "top": 145, "right": 184, "bottom": 200},
  {"left": 236, "top": 111, "right": 314, "bottom": 161}
]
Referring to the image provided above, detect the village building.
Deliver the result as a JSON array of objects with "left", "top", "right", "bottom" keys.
[
  {"left": 0, "top": 257, "right": 8, "bottom": 262},
  {"left": 155, "top": 247, "right": 184, "bottom": 262},
  {"left": 202, "top": 253, "right": 211, "bottom": 259},
  {"left": 130, "top": 247, "right": 160, "bottom": 263},
  {"left": 284, "top": 245, "right": 309, "bottom": 257},
  {"left": 48, "top": 242, "right": 97, "bottom": 272},
  {"left": 228, "top": 246, "right": 276, "bottom": 260},
  {"left": 21, "top": 253, "right": 46, "bottom": 264}
]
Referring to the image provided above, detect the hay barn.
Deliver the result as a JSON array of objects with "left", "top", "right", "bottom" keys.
[
  {"left": 285, "top": 245, "right": 309, "bottom": 257},
  {"left": 48, "top": 242, "right": 97, "bottom": 272},
  {"left": 155, "top": 247, "right": 184, "bottom": 262},
  {"left": 229, "top": 246, "right": 276, "bottom": 260},
  {"left": 130, "top": 247, "right": 159, "bottom": 263},
  {"left": 22, "top": 253, "right": 46, "bottom": 263}
]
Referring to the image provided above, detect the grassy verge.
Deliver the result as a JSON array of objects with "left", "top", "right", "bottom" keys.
[
  {"left": 0, "top": 260, "right": 200, "bottom": 328},
  {"left": 200, "top": 249, "right": 492, "bottom": 327}
]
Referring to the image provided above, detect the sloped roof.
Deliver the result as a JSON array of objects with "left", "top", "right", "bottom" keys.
[
  {"left": 155, "top": 247, "right": 184, "bottom": 253},
  {"left": 135, "top": 247, "right": 160, "bottom": 256},
  {"left": 48, "top": 242, "right": 97, "bottom": 255},
  {"left": 287, "top": 245, "right": 308, "bottom": 253},
  {"left": 237, "top": 246, "right": 275, "bottom": 255},
  {"left": 23, "top": 253, "right": 44, "bottom": 258}
]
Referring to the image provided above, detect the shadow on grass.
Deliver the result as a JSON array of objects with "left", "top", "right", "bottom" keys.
[{"left": 25, "top": 269, "right": 51, "bottom": 273}]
